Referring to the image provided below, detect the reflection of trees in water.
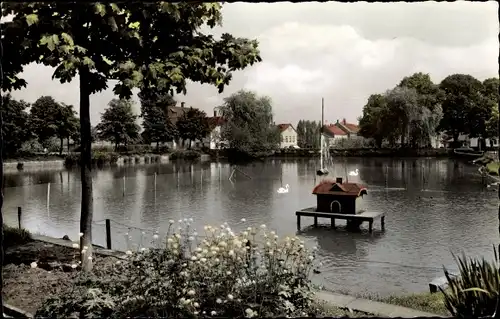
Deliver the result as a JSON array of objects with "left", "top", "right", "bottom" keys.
[{"left": 299, "top": 225, "right": 384, "bottom": 261}]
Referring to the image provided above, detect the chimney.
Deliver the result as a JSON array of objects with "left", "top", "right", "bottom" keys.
[
  {"left": 336, "top": 177, "right": 343, "bottom": 184},
  {"left": 336, "top": 119, "right": 339, "bottom": 124},
  {"left": 214, "top": 110, "right": 217, "bottom": 117},
  {"left": 343, "top": 118, "right": 346, "bottom": 124},
  {"left": 273, "top": 121, "right": 275, "bottom": 126},
  {"left": 181, "top": 102, "right": 185, "bottom": 108}
]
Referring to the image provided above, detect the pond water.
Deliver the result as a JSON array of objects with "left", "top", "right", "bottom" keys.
[{"left": 3, "top": 157, "right": 499, "bottom": 296}]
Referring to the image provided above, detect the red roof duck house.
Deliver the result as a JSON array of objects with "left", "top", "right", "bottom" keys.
[
  {"left": 312, "top": 177, "right": 367, "bottom": 215},
  {"left": 294, "top": 176, "right": 385, "bottom": 232}
]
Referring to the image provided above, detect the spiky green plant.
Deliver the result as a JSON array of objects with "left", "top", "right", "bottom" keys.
[{"left": 440, "top": 246, "right": 499, "bottom": 318}]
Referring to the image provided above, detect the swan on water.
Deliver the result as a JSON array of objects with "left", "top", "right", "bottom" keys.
[
  {"left": 277, "top": 184, "right": 290, "bottom": 194},
  {"left": 349, "top": 169, "right": 359, "bottom": 176}
]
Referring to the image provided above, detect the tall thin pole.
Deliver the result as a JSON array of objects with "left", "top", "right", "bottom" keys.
[
  {"left": 320, "top": 97, "right": 324, "bottom": 170},
  {"left": 0, "top": 18, "right": 5, "bottom": 317}
]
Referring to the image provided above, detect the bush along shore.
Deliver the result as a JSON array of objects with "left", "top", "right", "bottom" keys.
[{"left": 4, "top": 221, "right": 374, "bottom": 318}]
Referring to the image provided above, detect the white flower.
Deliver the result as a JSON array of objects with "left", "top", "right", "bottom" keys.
[
  {"left": 194, "top": 311, "right": 199, "bottom": 315},
  {"left": 167, "top": 238, "right": 174, "bottom": 243},
  {"left": 140, "top": 247, "right": 147, "bottom": 252},
  {"left": 71, "top": 264, "right": 77, "bottom": 269},
  {"left": 189, "top": 218, "right": 194, "bottom": 222},
  {"left": 308, "top": 256, "right": 314, "bottom": 261},
  {"left": 241, "top": 218, "right": 246, "bottom": 222},
  {"left": 200, "top": 258, "right": 207, "bottom": 263},
  {"left": 83, "top": 246, "right": 89, "bottom": 250},
  {"left": 227, "top": 294, "right": 234, "bottom": 300},
  {"left": 211, "top": 311, "right": 217, "bottom": 316},
  {"left": 188, "top": 236, "right": 195, "bottom": 241},
  {"left": 187, "top": 289, "right": 196, "bottom": 296},
  {"left": 216, "top": 298, "right": 222, "bottom": 304},
  {"left": 228, "top": 250, "right": 235, "bottom": 256},
  {"left": 126, "top": 250, "right": 133, "bottom": 255},
  {"left": 260, "top": 224, "right": 266, "bottom": 229},
  {"left": 242, "top": 231, "right": 249, "bottom": 236},
  {"left": 191, "top": 256, "right": 197, "bottom": 261},
  {"left": 179, "top": 297, "right": 186, "bottom": 304},
  {"left": 79, "top": 232, "right": 84, "bottom": 237},
  {"left": 30, "top": 261, "right": 37, "bottom": 268},
  {"left": 153, "top": 234, "right": 159, "bottom": 239},
  {"left": 72, "top": 243, "right": 79, "bottom": 248},
  {"left": 178, "top": 219, "right": 183, "bottom": 223},
  {"left": 194, "top": 302, "right": 199, "bottom": 308},
  {"left": 88, "top": 256, "right": 93, "bottom": 260},
  {"left": 226, "top": 271, "right": 232, "bottom": 275},
  {"left": 245, "top": 308, "right": 255, "bottom": 318},
  {"left": 169, "top": 219, "right": 174, "bottom": 224},
  {"left": 313, "top": 246, "right": 318, "bottom": 251},
  {"left": 174, "top": 233, "right": 181, "bottom": 239}
]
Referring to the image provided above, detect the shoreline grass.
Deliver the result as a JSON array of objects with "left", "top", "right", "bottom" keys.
[
  {"left": 329, "top": 289, "right": 449, "bottom": 316},
  {"left": 486, "top": 161, "right": 500, "bottom": 176}
]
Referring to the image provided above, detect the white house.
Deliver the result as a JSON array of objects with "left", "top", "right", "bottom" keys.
[
  {"left": 202, "top": 112, "right": 227, "bottom": 149},
  {"left": 277, "top": 123, "right": 298, "bottom": 149}
]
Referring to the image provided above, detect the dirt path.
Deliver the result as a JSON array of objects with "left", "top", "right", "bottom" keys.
[{"left": 3, "top": 240, "right": 118, "bottom": 315}]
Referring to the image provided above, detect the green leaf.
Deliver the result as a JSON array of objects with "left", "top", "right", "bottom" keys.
[
  {"left": 82, "top": 57, "right": 96, "bottom": 68},
  {"left": 51, "top": 34, "right": 60, "bottom": 46},
  {"left": 61, "top": 33, "right": 74, "bottom": 46},
  {"left": 25, "top": 13, "right": 38, "bottom": 26},
  {"left": 40, "top": 35, "right": 55, "bottom": 51},
  {"left": 110, "top": 3, "right": 120, "bottom": 13},
  {"left": 94, "top": 3, "right": 106, "bottom": 17}
]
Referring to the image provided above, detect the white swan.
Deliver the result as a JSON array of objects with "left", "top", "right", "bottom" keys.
[
  {"left": 277, "top": 184, "right": 290, "bottom": 194},
  {"left": 348, "top": 169, "right": 359, "bottom": 177}
]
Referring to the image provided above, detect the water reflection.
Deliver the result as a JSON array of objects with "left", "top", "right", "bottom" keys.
[{"left": 2, "top": 158, "right": 498, "bottom": 296}]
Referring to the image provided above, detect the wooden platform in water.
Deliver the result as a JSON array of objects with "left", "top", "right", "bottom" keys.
[{"left": 295, "top": 207, "right": 385, "bottom": 233}]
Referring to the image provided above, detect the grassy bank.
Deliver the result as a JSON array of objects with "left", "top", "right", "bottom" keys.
[
  {"left": 377, "top": 292, "right": 448, "bottom": 316},
  {"left": 334, "top": 290, "right": 448, "bottom": 316},
  {"left": 486, "top": 161, "right": 500, "bottom": 175}
]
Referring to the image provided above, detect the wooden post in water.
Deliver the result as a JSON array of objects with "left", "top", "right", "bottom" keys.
[
  {"left": 17, "top": 207, "right": 21, "bottom": 229},
  {"left": 105, "top": 219, "right": 112, "bottom": 249},
  {"left": 122, "top": 176, "right": 125, "bottom": 197},
  {"left": 47, "top": 182, "right": 51, "bottom": 215},
  {"left": 154, "top": 172, "right": 157, "bottom": 192}
]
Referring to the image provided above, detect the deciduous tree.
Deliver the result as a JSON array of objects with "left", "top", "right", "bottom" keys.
[
  {"left": 29, "top": 96, "right": 61, "bottom": 147},
  {"left": 220, "top": 90, "right": 280, "bottom": 156},
  {"left": 1, "top": 94, "right": 31, "bottom": 157},
  {"left": 176, "top": 108, "right": 210, "bottom": 149},
  {"left": 439, "top": 74, "right": 484, "bottom": 143},
  {"left": 2, "top": 2, "right": 261, "bottom": 272},
  {"left": 139, "top": 91, "right": 177, "bottom": 149},
  {"left": 96, "top": 99, "right": 140, "bottom": 149}
]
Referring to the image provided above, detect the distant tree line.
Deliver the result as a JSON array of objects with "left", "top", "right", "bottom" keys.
[
  {"left": 2, "top": 94, "right": 79, "bottom": 157},
  {"left": 358, "top": 72, "right": 499, "bottom": 149}
]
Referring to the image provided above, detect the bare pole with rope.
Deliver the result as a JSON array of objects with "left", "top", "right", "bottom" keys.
[{"left": 0, "top": 12, "right": 5, "bottom": 318}]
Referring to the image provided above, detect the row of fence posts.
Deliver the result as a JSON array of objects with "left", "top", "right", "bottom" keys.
[{"left": 23, "top": 167, "right": 227, "bottom": 251}]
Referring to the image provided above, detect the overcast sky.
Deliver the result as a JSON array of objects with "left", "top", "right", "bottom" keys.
[{"left": 7, "top": 1, "right": 499, "bottom": 126}]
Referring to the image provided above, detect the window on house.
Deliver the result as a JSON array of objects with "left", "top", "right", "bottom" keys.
[{"left": 285, "top": 136, "right": 289, "bottom": 143}]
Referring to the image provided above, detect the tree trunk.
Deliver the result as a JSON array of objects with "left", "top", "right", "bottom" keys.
[
  {"left": 59, "top": 138, "right": 64, "bottom": 155},
  {"left": 79, "top": 68, "right": 94, "bottom": 272},
  {"left": 156, "top": 141, "right": 159, "bottom": 152},
  {"left": 0, "top": 26, "right": 5, "bottom": 318}
]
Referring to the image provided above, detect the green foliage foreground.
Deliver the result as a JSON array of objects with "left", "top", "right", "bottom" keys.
[
  {"left": 441, "top": 247, "right": 500, "bottom": 318},
  {"left": 36, "top": 223, "right": 321, "bottom": 318}
]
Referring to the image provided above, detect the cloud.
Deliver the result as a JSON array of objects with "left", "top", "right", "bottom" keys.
[{"left": 6, "top": 2, "right": 498, "bottom": 126}]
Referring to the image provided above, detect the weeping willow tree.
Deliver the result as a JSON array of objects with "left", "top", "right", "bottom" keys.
[{"left": 219, "top": 89, "right": 280, "bottom": 158}]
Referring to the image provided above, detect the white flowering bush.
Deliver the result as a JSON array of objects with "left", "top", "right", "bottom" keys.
[{"left": 36, "top": 220, "right": 321, "bottom": 318}]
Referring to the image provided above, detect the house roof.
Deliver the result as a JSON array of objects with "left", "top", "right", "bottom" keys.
[
  {"left": 166, "top": 105, "right": 188, "bottom": 124},
  {"left": 277, "top": 123, "right": 295, "bottom": 133},
  {"left": 337, "top": 119, "right": 359, "bottom": 133},
  {"left": 323, "top": 124, "right": 347, "bottom": 136},
  {"left": 312, "top": 179, "right": 367, "bottom": 197}
]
